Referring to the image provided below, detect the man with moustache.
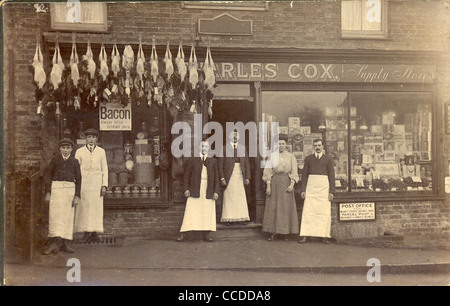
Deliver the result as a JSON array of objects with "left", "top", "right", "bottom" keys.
[
  {"left": 299, "top": 138, "right": 335, "bottom": 244},
  {"left": 218, "top": 130, "right": 251, "bottom": 226}
]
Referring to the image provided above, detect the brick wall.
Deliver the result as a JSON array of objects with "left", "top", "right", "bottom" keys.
[{"left": 330, "top": 200, "right": 450, "bottom": 241}]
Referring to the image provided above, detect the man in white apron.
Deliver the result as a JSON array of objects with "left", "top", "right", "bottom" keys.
[
  {"left": 74, "top": 129, "right": 108, "bottom": 243},
  {"left": 218, "top": 131, "right": 250, "bottom": 226},
  {"left": 43, "top": 138, "right": 81, "bottom": 254},
  {"left": 299, "top": 138, "right": 335, "bottom": 244}
]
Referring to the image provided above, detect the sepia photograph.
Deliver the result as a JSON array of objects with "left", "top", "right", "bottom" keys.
[{"left": 1, "top": 0, "right": 450, "bottom": 291}]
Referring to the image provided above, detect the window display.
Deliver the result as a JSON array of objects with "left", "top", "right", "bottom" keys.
[
  {"left": 350, "top": 92, "right": 433, "bottom": 192},
  {"left": 262, "top": 91, "right": 349, "bottom": 192},
  {"left": 262, "top": 90, "right": 434, "bottom": 195}
]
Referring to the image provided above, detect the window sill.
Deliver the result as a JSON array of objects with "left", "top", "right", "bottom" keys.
[
  {"left": 104, "top": 196, "right": 170, "bottom": 209},
  {"left": 331, "top": 191, "right": 446, "bottom": 203}
]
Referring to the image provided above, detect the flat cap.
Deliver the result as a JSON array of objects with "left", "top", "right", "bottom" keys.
[
  {"left": 58, "top": 138, "right": 74, "bottom": 147},
  {"left": 84, "top": 128, "right": 99, "bottom": 137}
]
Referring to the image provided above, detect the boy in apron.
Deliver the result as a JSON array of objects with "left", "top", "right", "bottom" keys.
[{"left": 43, "top": 138, "right": 81, "bottom": 254}]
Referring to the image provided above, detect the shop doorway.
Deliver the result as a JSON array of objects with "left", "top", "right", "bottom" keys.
[{"left": 210, "top": 99, "right": 256, "bottom": 221}]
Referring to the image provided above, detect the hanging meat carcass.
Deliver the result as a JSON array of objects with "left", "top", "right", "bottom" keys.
[
  {"left": 32, "top": 37, "right": 46, "bottom": 89},
  {"left": 122, "top": 45, "right": 134, "bottom": 70},
  {"left": 99, "top": 43, "right": 109, "bottom": 81},
  {"left": 175, "top": 40, "right": 187, "bottom": 81},
  {"left": 188, "top": 45, "right": 198, "bottom": 89},
  {"left": 203, "top": 45, "right": 216, "bottom": 89},
  {"left": 50, "top": 42, "right": 64, "bottom": 90},
  {"left": 122, "top": 45, "right": 134, "bottom": 99},
  {"left": 150, "top": 39, "right": 159, "bottom": 83},
  {"left": 111, "top": 42, "right": 121, "bottom": 77},
  {"left": 83, "top": 40, "right": 96, "bottom": 79},
  {"left": 136, "top": 38, "right": 145, "bottom": 88},
  {"left": 70, "top": 38, "right": 80, "bottom": 87},
  {"left": 164, "top": 42, "right": 174, "bottom": 80}
]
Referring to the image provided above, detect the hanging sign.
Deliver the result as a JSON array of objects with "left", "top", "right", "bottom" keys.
[
  {"left": 99, "top": 102, "right": 132, "bottom": 131},
  {"left": 339, "top": 202, "right": 376, "bottom": 221},
  {"left": 215, "top": 63, "right": 436, "bottom": 83}
]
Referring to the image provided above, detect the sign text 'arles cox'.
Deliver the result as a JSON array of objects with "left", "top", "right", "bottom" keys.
[{"left": 214, "top": 62, "right": 436, "bottom": 83}]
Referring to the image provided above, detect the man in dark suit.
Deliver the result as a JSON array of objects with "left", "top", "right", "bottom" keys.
[
  {"left": 218, "top": 131, "right": 251, "bottom": 225},
  {"left": 299, "top": 138, "right": 335, "bottom": 244},
  {"left": 177, "top": 140, "right": 220, "bottom": 242}
]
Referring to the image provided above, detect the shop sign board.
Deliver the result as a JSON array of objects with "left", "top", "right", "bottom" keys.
[
  {"left": 339, "top": 202, "right": 376, "bottom": 221},
  {"left": 99, "top": 102, "right": 132, "bottom": 131},
  {"left": 214, "top": 63, "right": 436, "bottom": 83}
]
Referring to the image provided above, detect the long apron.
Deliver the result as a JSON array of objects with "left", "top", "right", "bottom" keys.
[
  {"left": 221, "top": 163, "right": 250, "bottom": 222},
  {"left": 262, "top": 173, "right": 299, "bottom": 234},
  {"left": 74, "top": 171, "right": 104, "bottom": 233},
  {"left": 48, "top": 181, "right": 76, "bottom": 240},
  {"left": 300, "top": 175, "right": 331, "bottom": 238},
  {"left": 180, "top": 166, "right": 216, "bottom": 232}
]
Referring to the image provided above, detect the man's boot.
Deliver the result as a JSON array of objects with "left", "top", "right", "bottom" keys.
[
  {"left": 43, "top": 237, "right": 60, "bottom": 255},
  {"left": 60, "top": 239, "right": 75, "bottom": 253},
  {"left": 80, "top": 232, "right": 90, "bottom": 243},
  {"left": 90, "top": 232, "right": 101, "bottom": 243},
  {"left": 202, "top": 231, "right": 213, "bottom": 242}
]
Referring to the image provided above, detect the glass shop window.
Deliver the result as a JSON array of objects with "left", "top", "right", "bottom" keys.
[
  {"left": 262, "top": 91, "right": 349, "bottom": 193},
  {"left": 350, "top": 92, "right": 433, "bottom": 192},
  {"left": 341, "top": 0, "right": 387, "bottom": 39},
  {"left": 63, "top": 103, "right": 163, "bottom": 199}
]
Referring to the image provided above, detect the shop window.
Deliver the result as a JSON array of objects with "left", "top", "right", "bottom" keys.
[
  {"left": 262, "top": 90, "right": 434, "bottom": 195},
  {"left": 50, "top": 2, "right": 108, "bottom": 32},
  {"left": 63, "top": 103, "right": 164, "bottom": 201},
  {"left": 350, "top": 92, "right": 433, "bottom": 192},
  {"left": 262, "top": 91, "right": 350, "bottom": 193},
  {"left": 341, "top": 0, "right": 388, "bottom": 39}
]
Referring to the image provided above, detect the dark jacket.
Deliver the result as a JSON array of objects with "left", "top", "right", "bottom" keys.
[
  {"left": 301, "top": 153, "right": 336, "bottom": 194},
  {"left": 218, "top": 143, "right": 251, "bottom": 186},
  {"left": 183, "top": 156, "right": 220, "bottom": 199},
  {"left": 45, "top": 154, "right": 82, "bottom": 197}
]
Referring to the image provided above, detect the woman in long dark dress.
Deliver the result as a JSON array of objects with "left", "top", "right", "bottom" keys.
[{"left": 262, "top": 134, "right": 299, "bottom": 241}]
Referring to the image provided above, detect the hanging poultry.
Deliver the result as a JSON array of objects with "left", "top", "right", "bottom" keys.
[{"left": 188, "top": 45, "right": 198, "bottom": 89}]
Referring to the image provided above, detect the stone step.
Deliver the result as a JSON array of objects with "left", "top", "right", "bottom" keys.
[{"left": 213, "top": 222, "right": 263, "bottom": 240}]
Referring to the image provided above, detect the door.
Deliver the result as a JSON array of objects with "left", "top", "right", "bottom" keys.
[{"left": 210, "top": 99, "right": 256, "bottom": 221}]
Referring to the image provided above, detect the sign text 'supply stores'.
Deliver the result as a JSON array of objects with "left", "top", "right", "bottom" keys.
[{"left": 214, "top": 63, "right": 436, "bottom": 83}]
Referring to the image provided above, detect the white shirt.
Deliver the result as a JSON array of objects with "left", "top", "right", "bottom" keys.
[{"left": 315, "top": 151, "right": 323, "bottom": 159}]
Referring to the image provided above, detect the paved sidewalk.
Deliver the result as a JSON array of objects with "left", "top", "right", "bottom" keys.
[{"left": 18, "top": 236, "right": 450, "bottom": 274}]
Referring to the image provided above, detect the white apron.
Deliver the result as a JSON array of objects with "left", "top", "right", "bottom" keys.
[
  {"left": 221, "top": 163, "right": 250, "bottom": 222},
  {"left": 74, "top": 146, "right": 108, "bottom": 233},
  {"left": 75, "top": 171, "right": 104, "bottom": 233},
  {"left": 180, "top": 166, "right": 216, "bottom": 232},
  {"left": 300, "top": 175, "right": 331, "bottom": 238},
  {"left": 48, "top": 181, "right": 76, "bottom": 240}
]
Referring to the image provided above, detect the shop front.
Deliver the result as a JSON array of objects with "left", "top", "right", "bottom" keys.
[
  {"left": 4, "top": 1, "right": 449, "bottom": 244},
  {"left": 210, "top": 54, "right": 447, "bottom": 240}
]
